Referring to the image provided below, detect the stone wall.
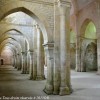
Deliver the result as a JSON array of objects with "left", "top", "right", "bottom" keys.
[{"left": 1, "top": 49, "right": 13, "bottom": 65}]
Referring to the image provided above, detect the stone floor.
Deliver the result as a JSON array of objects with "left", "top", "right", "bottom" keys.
[{"left": 0, "top": 65, "right": 100, "bottom": 100}]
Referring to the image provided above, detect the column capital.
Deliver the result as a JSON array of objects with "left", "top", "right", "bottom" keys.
[
  {"left": 28, "top": 49, "right": 33, "bottom": 52},
  {"left": 43, "top": 42, "right": 54, "bottom": 59},
  {"left": 21, "top": 52, "right": 25, "bottom": 54},
  {"left": 28, "top": 49, "right": 34, "bottom": 53},
  {"left": 57, "top": 0, "right": 71, "bottom": 8},
  {"left": 33, "top": 23, "right": 38, "bottom": 27},
  {"left": 43, "top": 42, "right": 54, "bottom": 49},
  {"left": 36, "top": 24, "right": 40, "bottom": 29}
]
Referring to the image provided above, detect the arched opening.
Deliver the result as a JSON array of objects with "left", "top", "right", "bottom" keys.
[
  {"left": 0, "top": 3, "right": 52, "bottom": 93},
  {"left": 84, "top": 22, "right": 96, "bottom": 39},
  {"left": 0, "top": 7, "right": 50, "bottom": 43},
  {"left": 1, "top": 47, "right": 13, "bottom": 65},
  {"left": 1, "top": 59, "right": 4, "bottom": 65},
  {"left": 84, "top": 42, "right": 97, "bottom": 71},
  {"left": 80, "top": 20, "right": 97, "bottom": 72}
]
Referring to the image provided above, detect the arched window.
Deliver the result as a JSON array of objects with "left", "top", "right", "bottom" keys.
[{"left": 85, "top": 21, "right": 96, "bottom": 39}]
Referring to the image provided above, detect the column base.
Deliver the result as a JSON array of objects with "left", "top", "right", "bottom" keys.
[
  {"left": 21, "top": 71, "right": 26, "bottom": 74},
  {"left": 59, "top": 86, "right": 70, "bottom": 96},
  {"left": 69, "top": 85, "right": 73, "bottom": 93},
  {"left": 53, "top": 91, "right": 59, "bottom": 95},
  {"left": 97, "top": 71, "right": 100, "bottom": 75},
  {"left": 14, "top": 67, "right": 17, "bottom": 69},
  {"left": 30, "top": 76, "right": 37, "bottom": 80},
  {"left": 53, "top": 84, "right": 60, "bottom": 95},
  {"left": 29, "top": 76, "right": 33, "bottom": 80},
  {"left": 36, "top": 75, "right": 45, "bottom": 80},
  {"left": 75, "top": 67, "right": 81, "bottom": 72},
  {"left": 17, "top": 68, "right": 21, "bottom": 71},
  {"left": 43, "top": 83, "right": 53, "bottom": 95},
  {"left": 26, "top": 71, "right": 29, "bottom": 74}
]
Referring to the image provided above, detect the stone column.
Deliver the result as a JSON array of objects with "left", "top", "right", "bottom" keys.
[
  {"left": 70, "top": 43, "right": 76, "bottom": 69},
  {"left": 75, "top": 15, "right": 81, "bottom": 72},
  {"left": 12, "top": 55, "right": 14, "bottom": 67},
  {"left": 13, "top": 55, "right": 16, "bottom": 68},
  {"left": 33, "top": 25, "right": 37, "bottom": 80},
  {"left": 75, "top": 36, "right": 81, "bottom": 72},
  {"left": 25, "top": 51, "right": 28, "bottom": 74},
  {"left": 14, "top": 54, "right": 17, "bottom": 69},
  {"left": 53, "top": 2, "right": 61, "bottom": 95},
  {"left": 36, "top": 26, "right": 45, "bottom": 80},
  {"left": 44, "top": 52, "right": 47, "bottom": 67},
  {"left": 58, "top": 0, "right": 71, "bottom": 95},
  {"left": 26, "top": 51, "right": 30, "bottom": 74},
  {"left": 80, "top": 41, "right": 86, "bottom": 72},
  {"left": 97, "top": 28, "right": 100, "bottom": 74},
  {"left": 17, "top": 54, "right": 22, "bottom": 70},
  {"left": 96, "top": 2, "right": 100, "bottom": 74},
  {"left": 29, "top": 50, "right": 34, "bottom": 79},
  {"left": 16, "top": 54, "right": 19, "bottom": 70},
  {"left": 43, "top": 43, "right": 54, "bottom": 94},
  {"left": 97, "top": 42, "right": 100, "bottom": 74},
  {"left": 24, "top": 51, "right": 28, "bottom": 74},
  {"left": 29, "top": 24, "right": 37, "bottom": 80},
  {"left": 21, "top": 52, "right": 27, "bottom": 74},
  {"left": 20, "top": 53, "right": 22, "bottom": 70}
]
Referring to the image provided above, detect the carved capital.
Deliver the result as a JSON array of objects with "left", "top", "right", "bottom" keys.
[
  {"left": 57, "top": 0, "right": 71, "bottom": 8},
  {"left": 43, "top": 42, "right": 54, "bottom": 49}
]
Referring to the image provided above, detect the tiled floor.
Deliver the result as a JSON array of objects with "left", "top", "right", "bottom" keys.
[{"left": 0, "top": 65, "right": 100, "bottom": 100}]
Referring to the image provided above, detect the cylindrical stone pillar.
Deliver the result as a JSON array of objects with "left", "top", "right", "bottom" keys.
[
  {"left": 26, "top": 51, "right": 30, "bottom": 74},
  {"left": 29, "top": 51, "right": 34, "bottom": 79},
  {"left": 21, "top": 52, "right": 26, "bottom": 74},
  {"left": 13, "top": 55, "right": 16, "bottom": 68},
  {"left": 29, "top": 24, "right": 37, "bottom": 80},
  {"left": 14, "top": 54, "right": 17, "bottom": 69},
  {"left": 36, "top": 26, "right": 45, "bottom": 80},
  {"left": 58, "top": 0, "right": 71, "bottom": 95},
  {"left": 97, "top": 28, "right": 100, "bottom": 74},
  {"left": 75, "top": 37, "right": 81, "bottom": 72},
  {"left": 43, "top": 43, "right": 54, "bottom": 94},
  {"left": 17, "top": 54, "right": 22, "bottom": 70}
]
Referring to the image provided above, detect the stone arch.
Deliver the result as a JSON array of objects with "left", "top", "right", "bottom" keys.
[
  {"left": 80, "top": 19, "right": 97, "bottom": 38},
  {"left": 0, "top": 37, "right": 22, "bottom": 54},
  {"left": 0, "top": 43, "right": 19, "bottom": 65},
  {"left": 0, "top": 26, "right": 29, "bottom": 45},
  {"left": 0, "top": 1, "right": 52, "bottom": 43},
  {"left": 84, "top": 42, "right": 97, "bottom": 71},
  {"left": 80, "top": 19, "right": 97, "bottom": 72},
  {"left": 0, "top": 28, "right": 30, "bottom": 52},
  {"left": 80, "top": 19, "right": 93, "bottom": 37},
  {"left": 0, "top": 44, "right": 18, "bottom": 57},
  {"left": 80, "top": 19, "right": 97, "bottom": 50},
  {"left": 0, "top": 1, "right": 55, "bottom": 95},
  {"left": 3, "top": 45, "right": 16, "bottom": 55},
  {"left": 0, "top": 36, "right": 22, "bottom": 48},
  {"left": 71, "top": 0, "right": 78, "bottom": 14}
]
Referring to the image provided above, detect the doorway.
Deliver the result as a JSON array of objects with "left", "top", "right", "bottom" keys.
[{"left": 1, "top": 59, "right": 4, "bottom": 65}]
